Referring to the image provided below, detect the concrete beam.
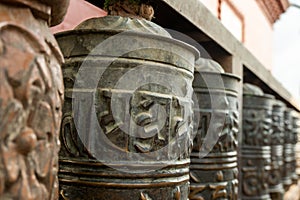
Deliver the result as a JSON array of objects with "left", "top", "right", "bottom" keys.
[{"left": 156, "top": 0, "right": 300, "bottom": 110}]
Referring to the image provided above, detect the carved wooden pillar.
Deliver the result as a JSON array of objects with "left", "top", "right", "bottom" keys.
[
  {"left": 189, "top": 59, "right": 240, "bottom": 200},
  {"left": 282, "top": 108, "right": 294, "bottom": 190},
  {"left": 56, "top": 16, "right": 199, "bottom": 199},
  {"left": 269, "top": 100, "right": 285, "bottom": 200},
  {"left": 0, "top": 0, "right": 68, "bottom": 199},
  {"left": 241, "top": 84, "right": 274, "bottom": 200}
]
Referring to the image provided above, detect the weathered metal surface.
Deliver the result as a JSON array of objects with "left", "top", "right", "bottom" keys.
[
  {"left": 56, "top": 16, "right": 199, "bottom": 200},
  {"left": 241, "top": 84, "right": 274, "bottom": 200},
  {"left": 269, "top": 100, "right": 285, "bottom": 200},
  {"left": 189, "top": 59, "right": 240, "bottom": 200},
  {"left": 291, "top": 111, "right": 299, "bottom": 184},
  {"left": 295, "top": 112, "right": 300, "bottom": 177},
  {"left": 0, "top": 0, "right": 67, "bottom": 199},
  {"left": 282, "top": 108, "right": 294, "bottom": 190}
]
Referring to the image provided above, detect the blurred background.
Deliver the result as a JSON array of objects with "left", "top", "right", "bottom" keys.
[{"left": 273, "top": 0, "right": 300, "bottom": 102}]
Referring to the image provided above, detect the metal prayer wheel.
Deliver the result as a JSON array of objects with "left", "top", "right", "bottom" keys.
[
  {"left": 189, "top": 59, "right": 240, "bottom": 200},
  {"left": 294, "top": 112, "right": 300, "bottom": 177},
  {"left": 56, "top": 16, "right": 199, "bottom": 199},
  {"left": 241, "top": 84, "right": 274, "bottom": 200},
  {"left": 269, "top": 100, "right": 285, "bottom": 200},
  {"left": 291, "top": 111, "right": 300, "bottom": 184},
  {"left": 282, "top": 108, "right": 294, "bottom": 190}
]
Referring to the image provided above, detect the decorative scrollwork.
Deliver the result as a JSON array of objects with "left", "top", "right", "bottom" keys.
[
  {"left": 60, "top": 112, "right": 93, "bottom": 158},
  {"left": 242, "top": 165, "right": 268, "bottom": 196},
  {"left": 0, "top": 2, "right": 66, "bottom": 199},
  {"left": 215, "top": 110, "right": 239, "bottom": 152},
  {"left": 271, "top": 111, "right": 284, "bottom": 145},
  {"left": 243, "top": 109, "right": 272, "bottom": 146},
  {"left": 189, "top": 179, "right": 238, "bottom": 200},
  {"left": 193, "top": 110, "right": 238, "bottom": 153}
]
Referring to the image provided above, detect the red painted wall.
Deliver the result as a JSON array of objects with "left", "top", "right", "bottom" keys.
[{"left": 51, "top": 0, "right": 107, "bottom": 33}]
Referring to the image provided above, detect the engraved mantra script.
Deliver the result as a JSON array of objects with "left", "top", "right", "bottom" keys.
[{"left": 61, "top": 88, "right": 193, "bottom": 160}]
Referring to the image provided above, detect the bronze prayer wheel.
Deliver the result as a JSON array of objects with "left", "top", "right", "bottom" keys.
[
  {"left": 241, "top": 84, "right": 274, "bottom": 200},
  {"left": 291, "top": 110, "right": 300, "bottom": 184},
  {"left": 56, "top": 16, "right": 199, "bottom": 199},
  {"left": 282, "top": 108, "right": 294, "bottom": 190},
  {"left": 294, "top": 112, "right": 300, "bottom": 177},
  {"left": 189, "top": 59, "right": 240, "bottom": 200},
  {"left": 269, "top": 100, "right": 285, "bottom": 200}
]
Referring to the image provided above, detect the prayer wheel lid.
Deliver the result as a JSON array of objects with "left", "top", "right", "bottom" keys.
[
  {"left": 56, "top": 16, "right": 200, "bottom": 73},
  {"left": 291, "top": 109, "right": 300, "bottom": 119},
  {"left": 273, "top": 99, "right": 286, "bottom": 108},
  {"left": 75, "top": 15, "right": 172, "bottom": 38},
  {"left": 195, "top": 58, "right": 225, "bottom": 73},
  {"left": 243, "top": 83, "right": 264, "bottom": 96}
]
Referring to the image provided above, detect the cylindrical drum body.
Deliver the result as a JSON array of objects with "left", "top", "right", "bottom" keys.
[
  {"left": 294, "top": 112, "right": 300, "bottom": 177},
  {"left": 242, "top": 92, "right": 274, "bottom": 200},
  {"left": 56, "top": 16, "right": 199, "bottom": 200},
  {"left": 282, "top": 108, "right": 294, "bottom": 190},
  {"left": 269, "top": 100, "right": 285, "bottom": 200},
  {"left": 291, "top": 111, "right": 300, "bottom": 184},
  {"left": 190, "top": 69, "right": 240, "bottom": 200}
]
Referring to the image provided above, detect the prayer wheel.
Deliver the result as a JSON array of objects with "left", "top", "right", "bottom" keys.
[
  {"left": 56, "top": 16, "right": 199, "bottom": 199},
  {"left": 269, "top": 100, "right": 285, "bottom": 200},
  {"left": 295, "top": 112, "right": 300, "bottom": 177},
  {"left": 291, "top": 111, "right": 300, "bottom": 184},
  {"left": 282, "top": 108, "right": 294, "bottom": 190},
  {"left": 241, "top": 84, "right": 274, "bottom": 200},
  {"left": 189, "top": 59, "right": 240, "bottom": 200}
]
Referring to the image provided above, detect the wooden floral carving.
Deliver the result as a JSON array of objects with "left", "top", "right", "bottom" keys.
[{"left": 0, "top": 0, "right": 68, "bottom": 199}]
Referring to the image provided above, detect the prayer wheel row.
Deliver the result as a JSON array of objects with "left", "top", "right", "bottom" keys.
[
  {"left": 295, "top": 113, "right": 300, "bottom": 178},
  {"left": 1, "top": 3, "right": 300, "bottom": 200},
  {"left": 241, "top": 84, "right": 300, "bottom": 200},
  {"left": 55, "top": 15, "right": 243, "bottom": 199},
  {"left": 55, "top": 16, "right": 300, "bottom": 200}
]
